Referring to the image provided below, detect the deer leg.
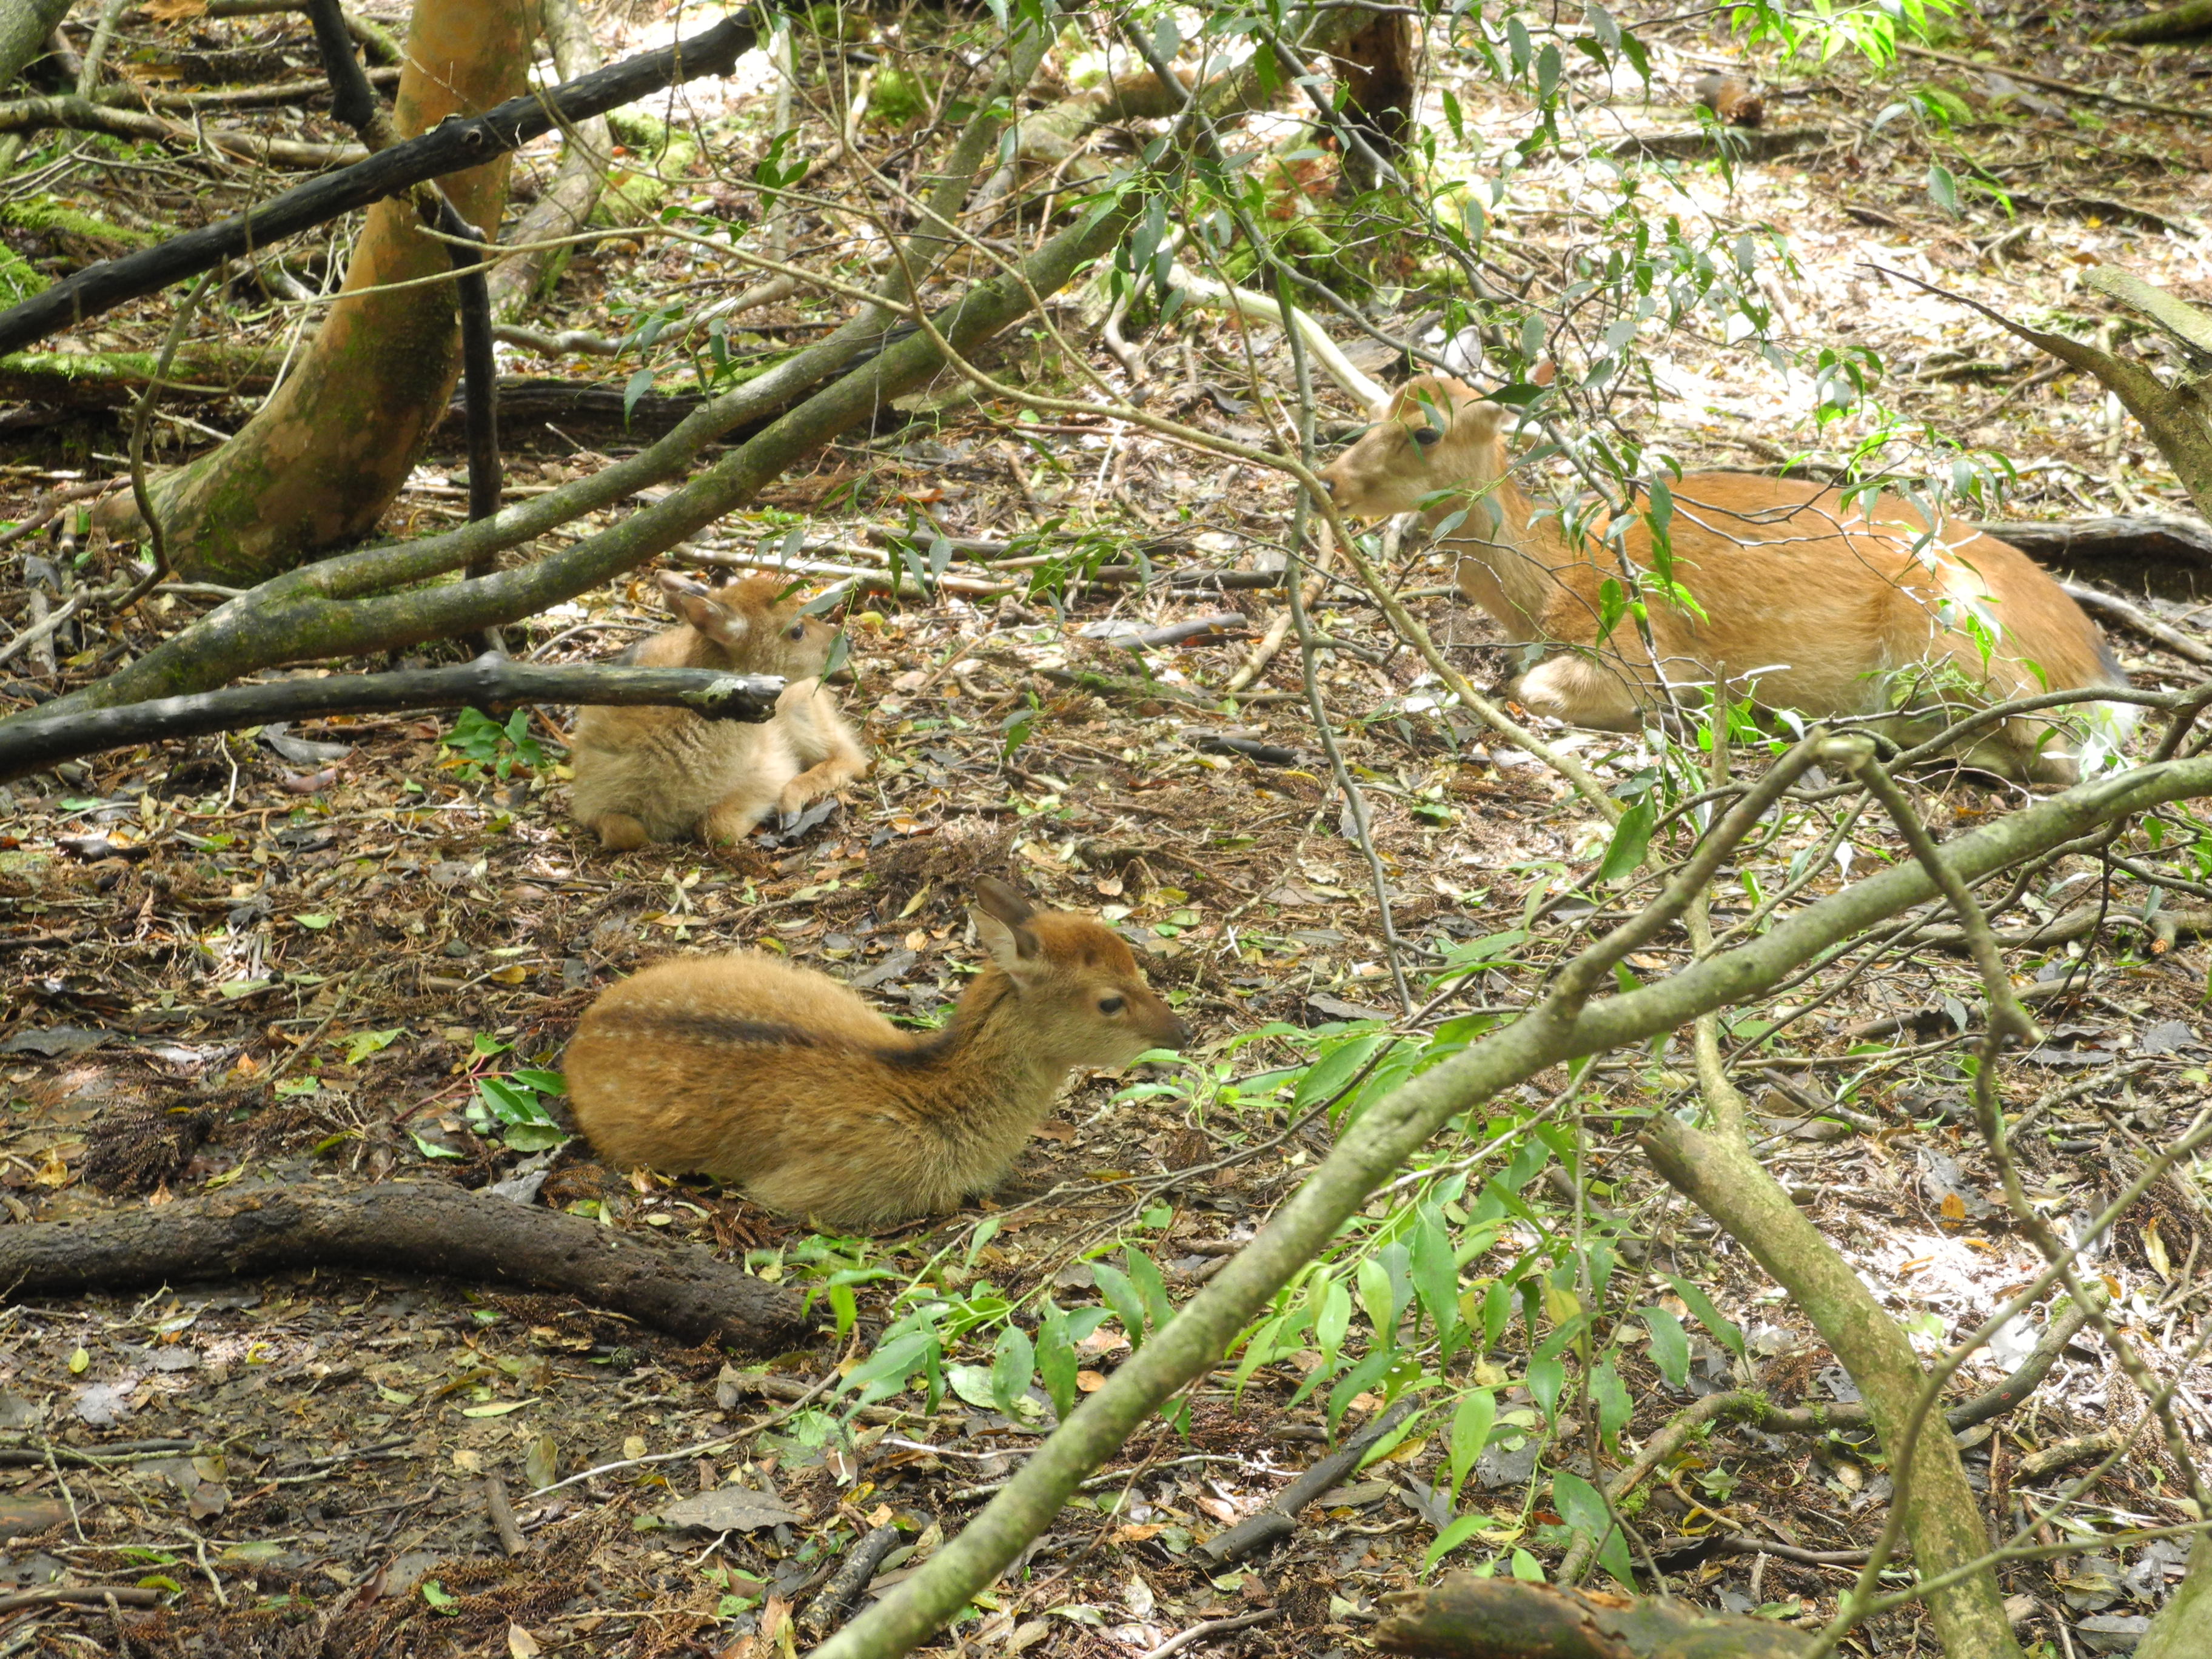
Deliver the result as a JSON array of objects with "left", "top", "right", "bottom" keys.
[
  {"left": 1513, "top": 651, "right": 1643, "bottom": 731},
  {"left": 592, "top": 813, "right": 648, "bottom": 851},
  {"left": 702, "top": 785, "right": 780, "bottom": 843},
  {"left": 776, "top": 737, "right": 868, "bottom": 814}
]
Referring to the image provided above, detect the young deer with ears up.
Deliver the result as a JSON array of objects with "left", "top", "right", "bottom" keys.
[
  {"left": 563, "top": 879, "right": 1189, "bottom": 1229},
  {"left": 569, "top": 572, "right": 868, "bottom": 850},
  {"left": 1320, "top": 375, "right": 2133, "bottom": 782}
]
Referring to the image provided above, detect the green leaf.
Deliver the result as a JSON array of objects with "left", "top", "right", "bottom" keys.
[
  {"left": 1355, "top": 1256, "right": 1394, "bottom": 1340},
  {"left": 1037, "top": 1305, "right": 1079, "bottom": 1421},
  {"left": 1596, "top": 799, "right": 1654, "bottom": 882},
  {"left": 1295, "top": 1033, "right": 1390, "bottom": 1111},
  {"left": 1526, "top": 1354, "right": 1564, "bottom": 1429},
  {"left": 409, "top": 1131, "right": 463, "bottom": 1161},
  {"left": 945, "top": 1364, "right": 998, "bottom": 1412},
  {"left": 1125, "top": 1247, "right": 1174, "bottom": 1333},
  {"left": 343, "top": 1028, "right": 403, "bottom": 1064},
  {"left": 1326, "top": 1348, "right": 1395, "bottom": 1436},
  {"left": 1231, "top": 1312, "right": 1288, "bottom": 1394},
  {"left": 503, "top": 1123, "right": 567, "bottom": 1153},
  {"left": 1315, "top": 1277, "right": 1352, "bottom": 1370},
  {"left": 1448, "top": 1389, "right": 1496, "bottom": 1504},
  {"left": 420, "top": 1580, "right": 457, "bottom": 1613},
  {"left": 1410, "top": 1205, "right": 1461, "bottom": 1350},
  {"left": 1424, "top": 1513, "right": 1487, "bottom": 1574},
  {"left": 1664, "top": 1275, "right": 1744, "bottom": 1359},
  {"left": 842, "top": 1329, "right": 937, "bottom": 1405},
  {"left": 294, "top": 914, "right": 332, "bottom": 930},
  {"left": 991, "top": 1324, "right": 1035, "bottom": 1417},
  {"left": 1552, "top": 1471, "right": 1634, "bottom": 1588},
  {"left": 1927, "top": 161, "right": 1959, "bottom": 216},
  {"left": 1590, "top": 1360, "right": 1632, "bottom": 1453},
  {"left": 1091, "top": 1262, "right": 1149, "bottom": 1350},
  {"left": 1640, "top": 1305, "right": 1691, "bottom": 1389}
]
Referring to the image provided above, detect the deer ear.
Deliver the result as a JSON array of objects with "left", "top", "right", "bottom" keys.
[
  {"left": 970, "top": 880, "right": 1043, "bottom": 981},
  {"left": 973, "top": 876, "right": 1036, "bottom": 928}
]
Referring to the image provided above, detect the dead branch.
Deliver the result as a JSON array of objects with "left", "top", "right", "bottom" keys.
[
  {"left": 1198, "top": 1397, "right": 1420, "bottom": 1565},
  {"left": 0, "top": 659, "right": 782, "bottom": 782},
  {"left": 0, "top": 1183, "right": 813, "bottom": 1350},
  {"left": 0, "top": 92, "right": 366, "bottom": 167}
]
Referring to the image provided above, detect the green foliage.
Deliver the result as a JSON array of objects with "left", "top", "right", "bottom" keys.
[
  {"left": 441, "top": 708, "right": 546, "bottom": 782},
  {"left": 1728, "top": 0, "right": 1960, "bottom": 68},
  {"left": 466, "top": 1069, "right": 568, "bottom": 1153},
  {"left": 869, "top": 69, "right": 935, "bottom": 128}
]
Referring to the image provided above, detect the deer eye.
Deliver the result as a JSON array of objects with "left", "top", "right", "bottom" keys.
[
  {"left": 1098, "top": 995, "right": 1126, "bottom": 1014},
  {"left": 1412, "top": 426, "right": 1443, "bottom": 448},
  {"left": 787, "top": 623, "right": 806, "bottom": 640}
]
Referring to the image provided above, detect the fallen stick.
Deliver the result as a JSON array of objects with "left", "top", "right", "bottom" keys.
[
  {"left": 0, "top": 1184, "right": 813, "bottom": 1351},
  {"left": 0, "top": 1586, "right": 163, "bottom": 1614},
  {"left": 799, "top": 1523, "right": 907, "bottom": 1640},
  {"left": 1198, "top": 1396, "right": 1419, "bottom": 1566},
  {"left": 0, "top": 658, "right": 782, "bottom": 783},
  {"left": 2058, "top": 579, "right": 2212, "bottom": 667}
]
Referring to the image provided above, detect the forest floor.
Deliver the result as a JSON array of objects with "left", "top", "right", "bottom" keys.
[{"left": 1, "top": 2, "right": 2210, "bottom": 1657}]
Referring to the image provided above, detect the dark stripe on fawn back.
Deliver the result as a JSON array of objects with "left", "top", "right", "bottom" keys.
[{"left": 608, "top": 1011, "right": 821, "bottom": 1050}]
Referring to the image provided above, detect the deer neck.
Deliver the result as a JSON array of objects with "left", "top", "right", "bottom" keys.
[
  {"left": 908, "top": 970, "right": 1064, "bottom": 1123},
  {"left": 1427, "top": 462, "right": 1583, "bottom": 641}
]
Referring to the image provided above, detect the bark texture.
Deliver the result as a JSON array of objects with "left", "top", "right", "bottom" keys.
[
  {"left": 0, "top": 658, "right": 781, "bottom": 782},
  {"left": 0, "top": 0, "right": 72, "bottom": 90},
  {"left": 1375, "top": 1576, "right": 1814, "bottom": 1659},
  {"left": 147, "top": 0, "right": 531, "bottom": 584},
  {"left": 1642, "top": 1115, "right": 2021, "bottom": 1659},
  {"left": 0, "top": 1183, "right": 813, "bottom": 1350}
]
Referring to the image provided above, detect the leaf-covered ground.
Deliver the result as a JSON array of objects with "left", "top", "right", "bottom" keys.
[{"left": 2, "top": 2, "right": 2210, "bottom": 1655}]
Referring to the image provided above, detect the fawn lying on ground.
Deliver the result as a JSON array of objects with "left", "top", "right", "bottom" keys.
[
  {"left": 1319, "top": 375, "right": 2133, "bottom": 782},
  {"left": 563, "top": 879, "right": 1189, "bottom": 1228},
  {"left": 569, "top": 572, "right": 868, "bottom": 849}
]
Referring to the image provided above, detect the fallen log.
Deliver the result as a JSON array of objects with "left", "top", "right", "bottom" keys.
[
  {"left": 0, "top": 1183, "right": 813, "bottom": 1351},
  {"left": 0, "top": 657, "right": 783, "bottom": 783},
  {"left": 1983, "top": 514, "right": 2212, "bottom": 572},
  {"left": 1376, "top": 1576, "right": 1814, "bottom": 1659}
]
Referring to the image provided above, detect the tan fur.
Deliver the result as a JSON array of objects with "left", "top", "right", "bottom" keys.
[
  {"left": 1319, "top": 375, "right": 2134, "bottom": 782},
  {"left": 563, "top": 879, "right": 1190, "bottom": 1229},
  {"left": 569, "top": 573, "right": 869, "bottom": 848}
]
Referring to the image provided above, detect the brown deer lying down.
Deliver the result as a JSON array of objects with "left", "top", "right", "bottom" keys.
[
  {"left": 563, "top": 879, "right": 1188, "bottom": 1230},
  {"left": 1320, "top": 375, "right": 2134, "bottom": 782},
  {"left": 569, "top": 572, "right": 868, "bottom": 849}
]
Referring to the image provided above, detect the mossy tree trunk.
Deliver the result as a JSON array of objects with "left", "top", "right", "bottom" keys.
[
  {"left": 0, "top": 0, "right": 73, "bottom": 90},
  {"left": 143, "top": 0, "right": 531, "bottom": 586}
]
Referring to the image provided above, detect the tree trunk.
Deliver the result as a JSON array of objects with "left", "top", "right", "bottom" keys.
[
  {"left": 144, "top": 0, "right": 531, "bottom": 586},
  {"left": 0, "top": 0, "right": 72, "bottom": 90},
  {"left": 486, "top": 0, "right": 609, "bottom": 320},
  {"left": 1329, "top": 12, "right": 1416, "bottom": 193},
  {"left": 1643, "top": 1114, "right": 2025, "bottom": 1659},
  {"left": 2136, "top": 1530, "right": 2212, "bottom": 1659}
]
